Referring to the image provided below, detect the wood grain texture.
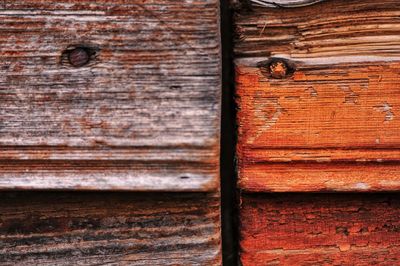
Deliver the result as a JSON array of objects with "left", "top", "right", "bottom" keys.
[
  {"left": 0, "top": 0, "right": 220, "bottom": 190},
  {"left": 240, "top": 193, "right": 400, "bottom": 266},
  {"left": 0, "top": 192, "right": 221, "bottom": 265},
  {"left": 234, "top": 0, "right": 400, "bottom": 191},
  {"left": 232, "top": 0, "right": 325, "bottom": 9}
]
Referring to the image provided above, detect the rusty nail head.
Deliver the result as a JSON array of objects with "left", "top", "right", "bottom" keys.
[{"left": 68, "top": 48, "right": 90, "bottom": 67}]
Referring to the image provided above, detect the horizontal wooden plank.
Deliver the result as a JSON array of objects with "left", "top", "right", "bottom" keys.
[
  {"left": 234, "top": 0, "right": 400, "bottom": 58},
  {"left": 0, "top": 192, "right": 221, "bottom": 265},
  {"left": 236, "top": 62, "right": 400, "bottom": 149},
  {"left": 235, "top": 0, "right": 400, "bottom": 191},
  {"left": 0, "top": 0, "right": 220, "bottom": 190},
  {"left": 240, "top": 193, "right": 400, "bottom": 265},
  {"left": 0, "top": 161, "right": 218, "bottom": 191},
  {"left": 239, "top": 162, "right": 400, "bottom": 192}
]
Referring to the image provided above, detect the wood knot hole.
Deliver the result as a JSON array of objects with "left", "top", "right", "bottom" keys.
[
  {"left": 62, "top": 45, "right": 99, "bottom": 67},
  {"left": 257, "top": 58, "right": 296, "bottom": 79},
  {"left": 269, "top": 61, "right": 288, "bottom": 79},
  {"left": 68, "top": 48, "right": 90, "bottom": 67}
]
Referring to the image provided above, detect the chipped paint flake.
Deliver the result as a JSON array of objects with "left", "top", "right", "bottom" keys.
[
  {"left": 339, "top": 85, "right": 358, "bottom": 104},
  {"left": 374, "top": 102, "right": 395, "bottom": 122},
  {"left": 305, "top": 86, "right": 318, "bottom": 97}
]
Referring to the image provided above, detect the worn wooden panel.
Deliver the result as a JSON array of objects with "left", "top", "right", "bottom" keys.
[
  {"left": 0, "top": 0, "right": 220, "bottom": 190},
  {"left": 240, "top": 193, "right": 400, "bottom": 265},
  {"left": 234, "top": 0, "right": 400, "bottom": 191},
  {"left": 0, "top": 192, "right": 221, "bottom": 265},
  {"left": 232, "top": 0, "right": 325, "bottom": 8}
]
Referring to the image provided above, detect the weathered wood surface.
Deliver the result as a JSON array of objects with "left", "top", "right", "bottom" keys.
[
  {"left": 234, "top": 0, "right": 400, "bottom": 191},
  {"left": 0, "top": 0, "right": 220, "bottom": 190},
  {"left": 232, "top": 0, "right": 325, "bottom": 8},
  {"left": 240, "top": 193, "right": 400, "bottom": 265},
  {"left": 0, "top": 192, "right": 221, "bottom": 265}
]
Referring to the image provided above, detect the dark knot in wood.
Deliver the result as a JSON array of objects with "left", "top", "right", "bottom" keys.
[
  {"left": 257, "top": 58, "right": 296, "bottom": 79},
  {"left": 269, "top": 61, "right": 288, "bottom": 79},
  {"left": 68, "top": 48, "right": 90, "bottom": 67}
]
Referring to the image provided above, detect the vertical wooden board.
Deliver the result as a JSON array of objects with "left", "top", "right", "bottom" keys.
[
  {"left": 0, "top": 192, "right": 221, "bottom": 265},
  {"left": 0, "top": 0, "right": 221, "bottom": 191},
  {"left": 234, "top": 0, "right": 400, "bottom": 192},
  {"left": 240, "top": 193, "right": 400, "bottom": 266}
]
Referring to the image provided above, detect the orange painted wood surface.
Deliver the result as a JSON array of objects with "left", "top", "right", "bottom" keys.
[
  {"left": 240, "top": 193, "right": 400, "bottom": 266},
  {"left": 235, "top": 0, "right": 400, "bottom": 192}
]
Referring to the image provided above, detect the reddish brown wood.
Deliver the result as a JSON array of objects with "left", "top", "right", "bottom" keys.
[
  {"left": 240, "top": 193, "right": 400, "bottom": 265},
  {"left": 0, "top": 192, "right": 221, "bottom": 265},
  {"left": 234, "top": 0, "right": 400, "bottom": 192},
  {"left": 0, "top": 0, "right": 221, "bottom": 191}
]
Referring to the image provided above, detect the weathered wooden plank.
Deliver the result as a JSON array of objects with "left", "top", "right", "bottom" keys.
[
  {"left": 0, "top": 192, "right": 221, "bottom": 265},
  {"left": 240, "top": 193, "right": 400, "bottom": 265},
  {"left": 0, "top": 161, "right": 218, "bottom": 191},
  {"left": 234, "top": 0, "right": 400, "bottom": 191},
  {"left": 0, "top": 0, "right": 221, "bottom": 190},
  {"left": 232, "top": 0, "right": 325, "bottom": 8}
]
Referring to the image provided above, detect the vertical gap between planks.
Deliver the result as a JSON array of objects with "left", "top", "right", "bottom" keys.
[{"left": 220, "top": 0, "right": 239, "bottom": 265}]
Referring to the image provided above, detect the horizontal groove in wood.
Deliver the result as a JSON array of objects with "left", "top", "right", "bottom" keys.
[
  {"left": 0, "top": 192, "right": 221, "bottom": 265},
  {"left": 0, "top": 146, "right": 218, "bottom": 161},
  {"left": 240, "top": 193, "right": 400, "bottom": 265},
  {"left": 240, "top": 147, "right": 400, "bottom": 162},
  {"left": 0, "top": 0, "right": 221, "bottom": 190}
]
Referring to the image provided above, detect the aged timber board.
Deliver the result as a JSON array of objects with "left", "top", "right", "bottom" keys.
[
  {"left": 240, "top": 193, "right": 400, "bottom": 266},
  {"left": 0, "top": 0, "right": 221, "bottom": 190},
  {"left": 0, "top": 192, "right": 221, "bottom": 265},
  {"left": 234, "top": 0, "right": 400, "bottom": 192}
]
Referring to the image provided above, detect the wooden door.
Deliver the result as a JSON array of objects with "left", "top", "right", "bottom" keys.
[
  {"left": 234, "top": 0, "right": 400, "bottom": 264},
  {"left": 0, "top": 1, "right": 221, "bottom": 264}
]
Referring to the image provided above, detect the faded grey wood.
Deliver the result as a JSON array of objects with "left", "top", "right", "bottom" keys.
[
  {"left": 0, "top": 192, "right": 221, "bottom": 265},
  {"left": 0, "top": 1, "right": 221, "bottom": 191}
]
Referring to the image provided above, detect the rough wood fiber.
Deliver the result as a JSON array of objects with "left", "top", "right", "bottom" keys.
[
  {"left": 0, "top": 192, "right": 221, "bottom": 265},
  {"left": 234, "top": 0, "right": 400, "bottom": 191},
  {"left": 0, "top": 1, "right": 220, "bottom": 190},
  {"left": 240, "top": 193, "right": 400, "bottom": 266},
  {"left": 232, "top": 0, "right": 325, "bottom": 9}
]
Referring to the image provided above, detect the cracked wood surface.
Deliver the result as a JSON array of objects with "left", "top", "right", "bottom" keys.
[
  {"left": 0, "top": 0, "right": 220, "bottom": 191},
  {"left": 240, "top": 193, "right": 400, "bottom": 266},
  {"left": 234, "top": 0, "right": 400, "bottom": 192},
  {"left": 0, "top": 192, "right": 221, "bottom": 265}
]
